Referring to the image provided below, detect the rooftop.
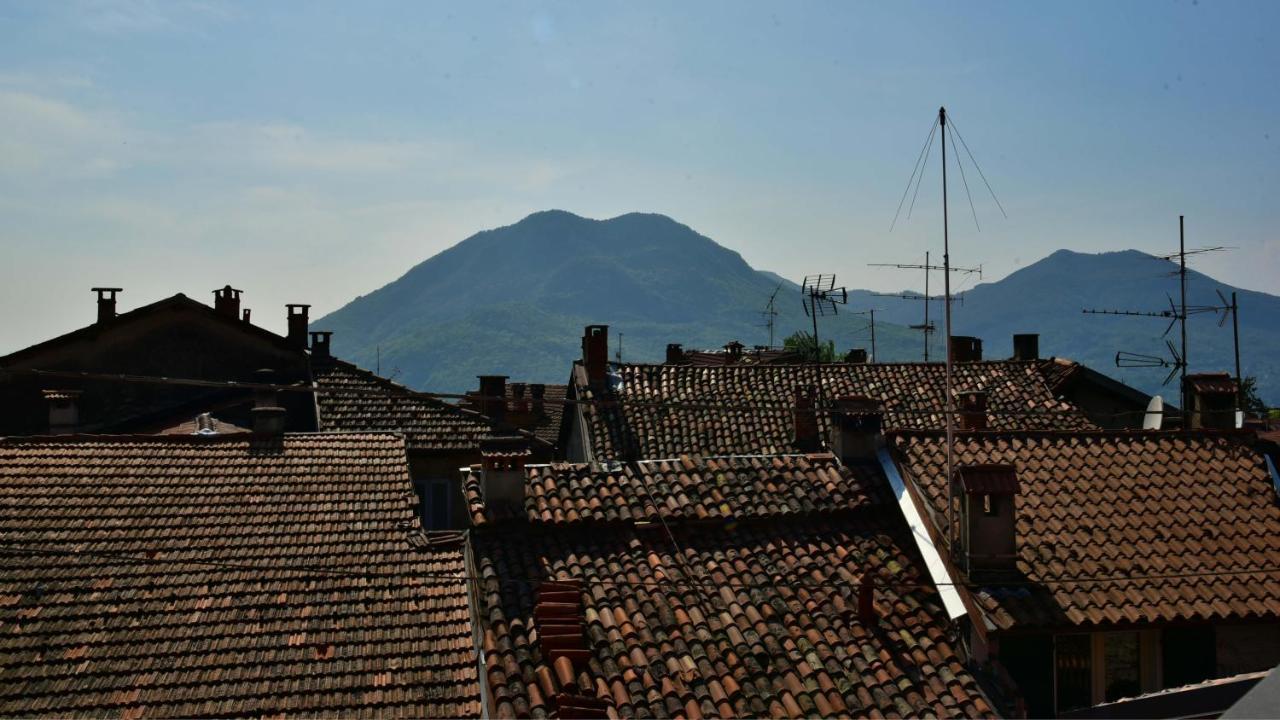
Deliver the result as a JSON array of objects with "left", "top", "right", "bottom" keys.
[{"left": 0, "top": 433, "right": 479, "bottom": 717}]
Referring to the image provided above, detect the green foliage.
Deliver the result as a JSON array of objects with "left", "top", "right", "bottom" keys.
[
  {"left": 784, "top": 331, "right": 837, "bottom": 363},
  {"left": 1240, "top": 376, "right": 1268, "bottom": 418}
]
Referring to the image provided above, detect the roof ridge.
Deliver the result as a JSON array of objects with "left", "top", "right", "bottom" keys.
[{"left": 0, "top": 431, "right": 407, "bottom": 445}]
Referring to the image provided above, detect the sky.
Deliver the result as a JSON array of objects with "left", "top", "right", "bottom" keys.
[{"left": 1, "top": 0, "right": 1278, "bottom": 352}]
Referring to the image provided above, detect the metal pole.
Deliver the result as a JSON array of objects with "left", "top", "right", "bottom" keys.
[
  {"left": 941, "top": 106, "right": 956, "bottom": 553},
  {"left": 1232, "top": 291, "right": 1242, "bottom": 416},
  {"left": 1179, "top": 215, "right": 1188, "bottom": 423},
  {"left": 811, "top": 291, "right": 821, "bottom": 362},
  {"left": 870, "top": 308, "right": 880, "bottom": 363},
  {"left": 924, "top": 251, "right": 930, "bottom": 362}
]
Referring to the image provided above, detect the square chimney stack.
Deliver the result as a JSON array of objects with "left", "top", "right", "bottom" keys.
[
  {"left": 92, "top": 288, "right": 122, "bottom": 324},
  {"left": 213, "top": 285, "right": 242, "bottom": 319},
  {"left": 42, "top": 389, "right": 82, "bottom": 435},
  {"left": 845, "top": 348, "right": 868, "bottom": 364},
  {"left": 582, "top": 325, "right": 609, "bottom": 386},
  {"left": 479, "top": 435, "right": 531, "bottom": 509},
  {"left": 830, "top": 396, "right": 883, "bottom": 462},
  {"left": 1012, "top": 334, "right": 1039, "bottom": 361},
  {"left": 955, "top": 464, "right": 1021, "bottom": 578},
  {"left": 309, "top": 331, "right": 332, "bottom": 360},
  {"left": 792, "top": 385, "right": 821, "bottom": 452},
  {"left": 950, "top": 336, "right": 982, "bottom": 363},
  {"left": 665, "top": 344, "right": 685, "bottom": 364},
  {"left": 286, "top": 304, "right": 310, "bottom": 349},
  {"left": 958, "top": 391, "right": 989, "bottom": 430},
  {"left": 477, "top": 375, "right": 508, "bottom": 424},
  {"left": 1185, "top": 373, "right": 1239, "bottom": 430}
]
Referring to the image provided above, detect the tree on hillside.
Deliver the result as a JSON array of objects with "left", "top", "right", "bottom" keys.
[{"left": 784, "top": 331, "right": 837, "bottom": 363}]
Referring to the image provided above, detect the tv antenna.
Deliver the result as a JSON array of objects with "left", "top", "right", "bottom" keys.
[
  {"left": 1082, "top": 216, "right": 1236, "bottom": 415},
  {"left": 869, "top": 250, "right": 980, "bottom": 361},
  {"left": 889, "top": 106, "right": 1006, "bottom": 559},
  {"left": 851, "top": 308, "right": 878, "bottom": 362},
  {"left": 801, "top": 274, "right": 848, "bottom": 359},
  {"left": 760, "top": 283, "right": 782, "bottom": 348}
]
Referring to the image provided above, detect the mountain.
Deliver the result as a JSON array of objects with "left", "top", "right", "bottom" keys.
[
  {"left": 315, "top": 211, "right": 918, "bottom": 391},
  {"left": 317, "top": 212, "right": 1280, "bottom": 403},
  {"left": 945, "top": 249, "right": 1280, "bottom": 404}
]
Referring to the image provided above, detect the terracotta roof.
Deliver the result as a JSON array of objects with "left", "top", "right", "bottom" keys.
[
  {"left": 890, "top": 429, "right": 1280, "bottom": 630},
  {"left": 462, "top": 383, "right": 568, "bottom": 447},
  {"left": 469, "top": 454, "right": 996, "bottom": 718},
  {"left": 0, "top": 433, "right": 479, "bottom": 718},
  {"left": 1034, "top": 358, "right": 1081, "bottom": 393},
  {"left": 576, "top": 360, "right": 1095, "bottom": 459},
  {"left": 1186, "top": 372, "right": 1239, "bottom": 395},
  {"left": 464, "top": 454, "right": 883, "bottom": 527},
  {"left": 152, "top": 414, "right": 249, "bottom": 435},
  {"left": 474, "top": 518, "right": 993, "bottom": 719},
  {"left": 682, "top": 348, "right": 803, "bottom": 366},
  {"left": 314, "top": 358, "right": 549, "bottom": 453}
]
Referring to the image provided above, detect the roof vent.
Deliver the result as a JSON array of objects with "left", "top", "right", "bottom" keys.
[{"left": 194, "top": 413, "right": 218, "bottom": 435}]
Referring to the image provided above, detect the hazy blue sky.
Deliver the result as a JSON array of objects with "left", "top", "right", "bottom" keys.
[{"left": 1, "top": 0, "right": 1277, "bottom": 351}]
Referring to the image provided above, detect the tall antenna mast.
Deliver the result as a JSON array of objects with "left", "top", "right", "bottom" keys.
[
  {"left": 940, "top": 106, "right": 958, "bottom": 555},
  {"left": 869, "top": 251, "right": 980, "bottom": 361}
]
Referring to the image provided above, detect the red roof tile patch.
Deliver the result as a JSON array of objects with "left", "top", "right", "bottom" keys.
[
  {"left": 577, "top": 360, "right": 1094, "bottom": 460},
  {"left": 892, "top": 430, "right": 1280, "bottom": 630},
  {"left": 0, "top": 433, "right": 479, "bottom": 718},
  {"left": 474, "top": 517, "right": 992, "bottom": 718},
  {"left": 464, "top": 454, "right": 884, "bottom": 526}
]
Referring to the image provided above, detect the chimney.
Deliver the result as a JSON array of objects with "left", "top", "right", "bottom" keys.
[
  {"left": 792, "top": 385, "right": 821, "bottom": 452},
  {"left": 845, "top": 348, "right": 868, "bottom": 364},
  {"left": 958, "top": 391, "right": 989, "bottom": 431},
  {"left": 1185, "top": 373, "right": 1239, "bottom": 430},
  {"left": 950, "top": 336, "right": 982, "bottom": 363},
  {"left": 42, "top": 389, "right": 81, "bottom": 435},
  {"left": 213, "top": 285, "right": 242, "bottom": 319},
  {"left": 479, "top": 436, "right": 531, "bottom": 508},
  {"left": 665, "top": 344, "right": 685, "bottom": 364},
  {"left": 242, "top": 308, "right": 251, "bottom": 323},
  {"left": 530, "top": 383, "right": 547, "bottom": 417},
  {"left": 724, "top": 341, "right": 744, "bottom": 361},
  {"left": 830, "top": 396, "right": 883, "bottom": 462},
  {"left": 309, "top": 331, "right": 332, "bottom": 360},
  {"left": 477, "top": 375, "right": 508, "bottom": 424},
  {"left": 1012, "top": 333, "right": 1039, "bottom": 361},
  {"left": 251, "top": 405, "right": 287, "bottom": 435},
  {"left": 511, "top": 383, "right": 529, "bottom": 414},
  {"left": 286, "top": 304, "right": 310, "bottom": 349},
  {"left": 581, "top": 325, "right": 609, "bottom": 385},
  {"left": 955, "top": 464, "right": 1021, "bottom": 577},
  {"left": 91, "top": 288, "right": 122, "bottom": 324}
]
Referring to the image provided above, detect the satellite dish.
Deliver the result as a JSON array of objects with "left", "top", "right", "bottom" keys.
[{"left": 1143, "top": 395, "right": 1164, "bottom": 430}]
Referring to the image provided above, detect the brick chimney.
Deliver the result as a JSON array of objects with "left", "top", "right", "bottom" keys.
[
  {"left": 309, "top": 331, "right": 332, "bottom": 360},
  {"left": 1012, "top": 334, "right": 1039, "bottom": 361},
  {"left": 213, "top": 285, "right": 242, "bottom": 319},
  {"left": 950, "top": 336, "right": 982, "bottom": 363},
  {"left": 91, "top": 288, "right": 122, "bottom": 324},
  {"left": 581, "top": 325, "right": 609, "bottom": 385},
  {"left": 286, "top": 304, "right": 310, "bottom": 349},
  {"left": 830, "top": 396, "right": 883, "bottom": 462},
  {"left": 479, "top": 436, "right": 531, "bottom": 508},
  {"left": 42, "top": 389, "right": 81, "bottom": 435},
  {"left": 793, "top": 385, "right": 821, "bottom": 452},
  {"left": 845, "top": 348, "right": 868, "bottom": 364},
  {"left": 477, "top": 375, "right": 508, "bottom": 424},
  {"left": 665, "top": 344, "right": 685, "bottom": 364},
  {"left": 530, "top": 383, "right": 547, "bottom": 417},
  {"left": 955, "top": 464, "right": 1020, "bottom": 577},
  {"left": 857, "top": 570, "right": 878, "bottom": 624},
  {"left": 1185, "top": 373, "right": 1239, "bottom": 430},
  {"left": 958, "top": 391, "right": 989, "bottom": 430}
]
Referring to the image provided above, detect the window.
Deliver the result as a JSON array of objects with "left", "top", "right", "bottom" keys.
[
  {"left": 1055, "top": 634, "right": 1092, "bottom": 713},
  {"left": 425, "top": 479, "right": 452, "bottom": 529}
]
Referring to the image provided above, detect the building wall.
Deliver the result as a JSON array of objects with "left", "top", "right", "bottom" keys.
[{"left": 1215, "top": 623, "right": 1280, "bottom": 677}]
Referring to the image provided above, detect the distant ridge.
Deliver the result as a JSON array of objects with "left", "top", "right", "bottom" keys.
[{"left": 316, "top": 212, "right": 1280, "bottom": 402}]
